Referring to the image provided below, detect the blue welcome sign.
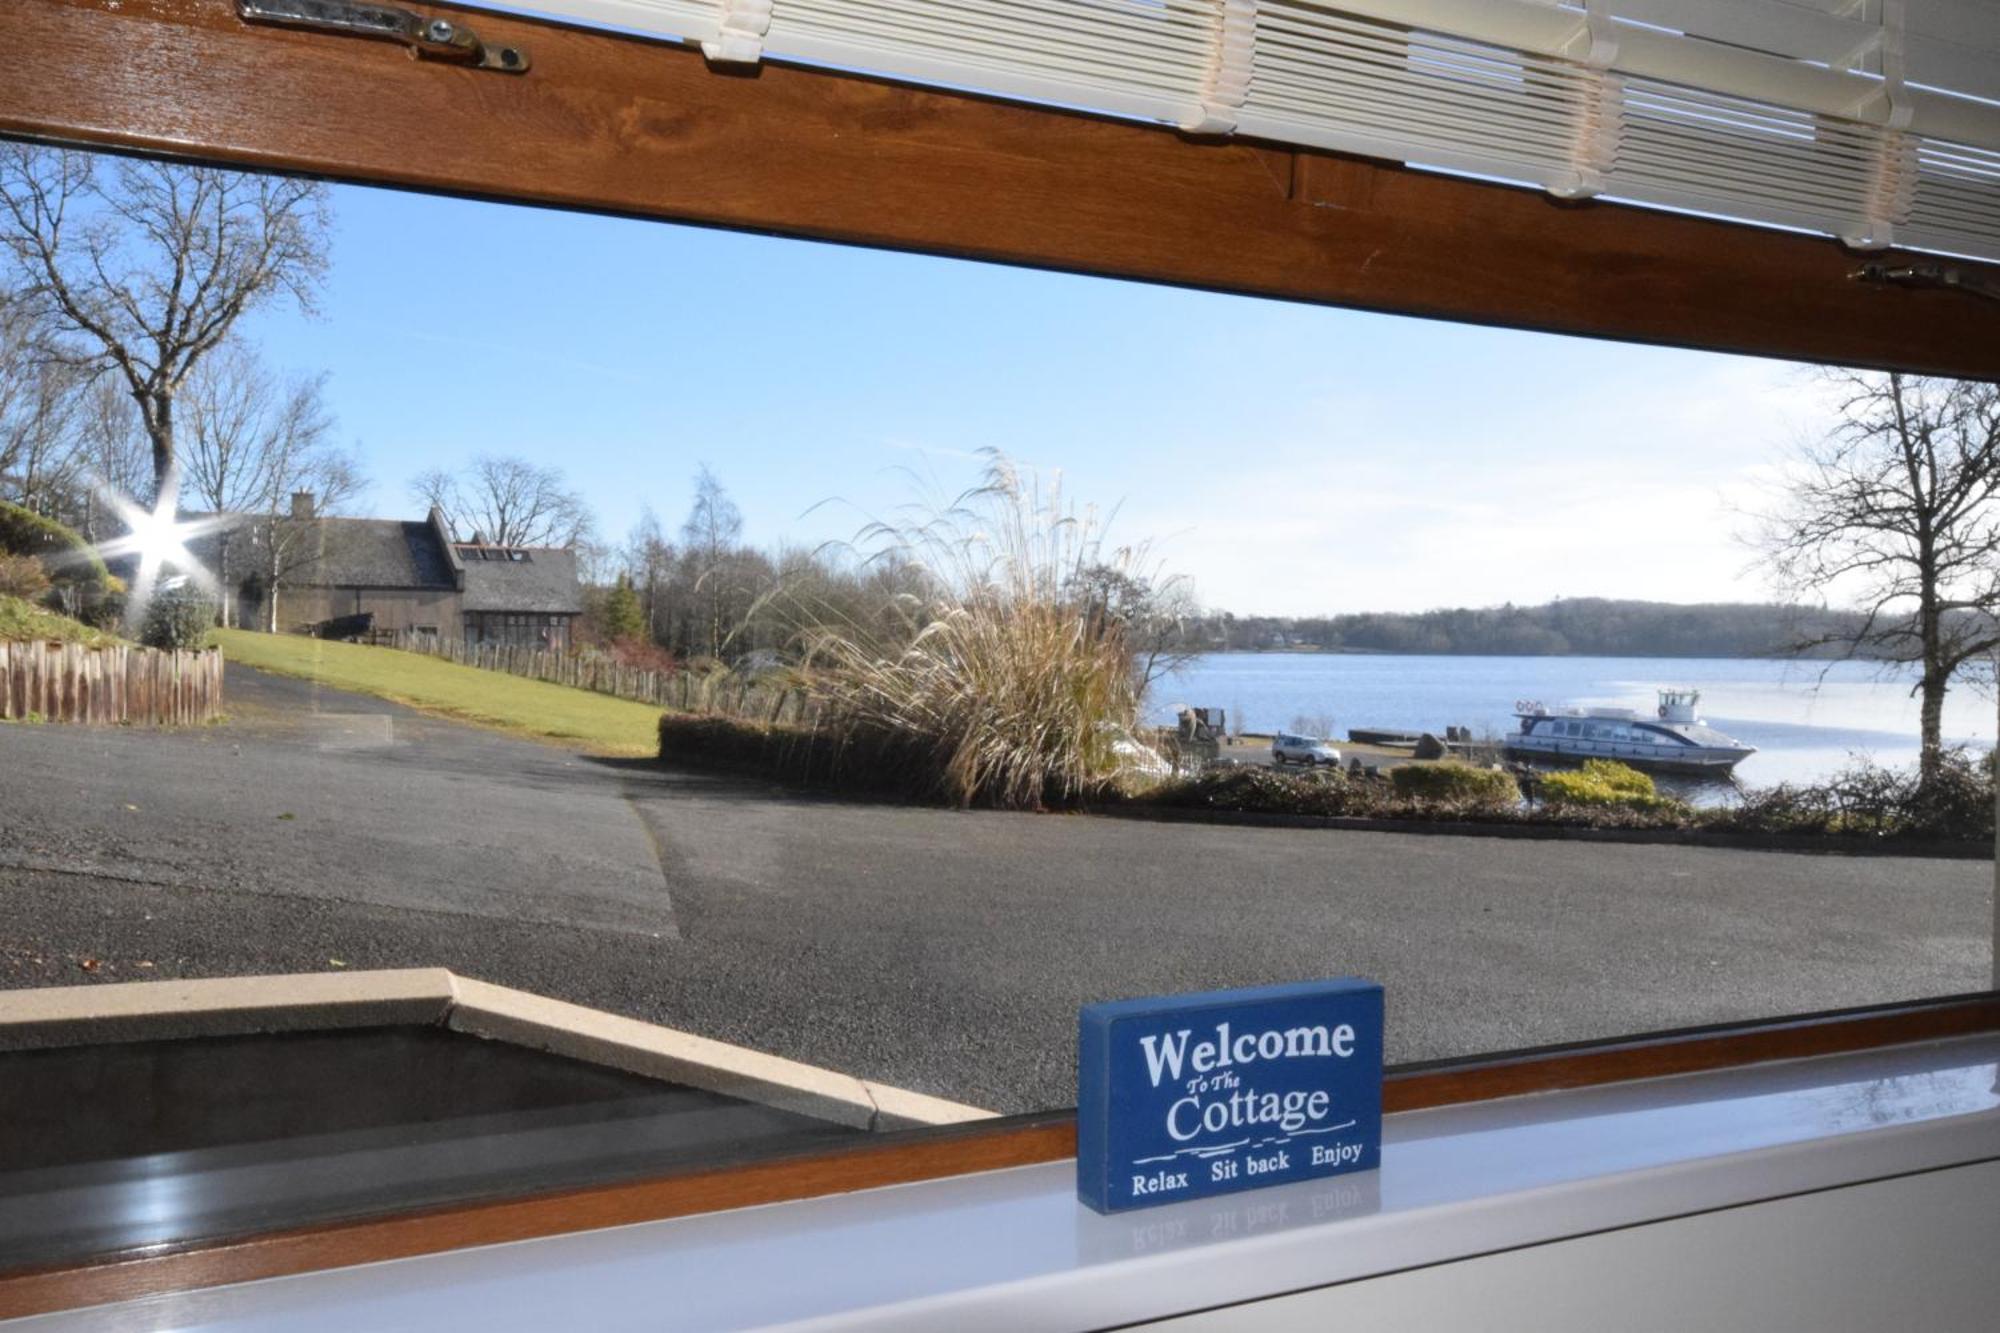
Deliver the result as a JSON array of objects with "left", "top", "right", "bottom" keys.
[{"left": 1077, "top": 978, "right": 1384, "bottom": 1214}]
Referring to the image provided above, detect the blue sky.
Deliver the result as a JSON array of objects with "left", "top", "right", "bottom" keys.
[{"left": 239, "top": 180, "right": 1827, "bottom": 616}]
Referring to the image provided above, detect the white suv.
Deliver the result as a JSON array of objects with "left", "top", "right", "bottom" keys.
[{"left": 1272, "top": 734, "right": 1342, "bottom": 767}]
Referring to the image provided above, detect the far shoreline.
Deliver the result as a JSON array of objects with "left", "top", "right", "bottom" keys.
[{"left": 1178, "top": 647, "right": 1895, "bottom": 662}]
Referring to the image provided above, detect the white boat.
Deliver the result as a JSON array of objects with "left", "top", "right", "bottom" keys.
[{"left": 1504, "top": 689, "right": 1756, "bottom": 775}]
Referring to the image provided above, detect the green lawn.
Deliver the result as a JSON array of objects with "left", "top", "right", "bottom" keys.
[
  {"left": 0, "top": 594, "right": 124, "bottom": 648},
  {"left": 212, "top": 629, "right": 664, "bottom": 755}
]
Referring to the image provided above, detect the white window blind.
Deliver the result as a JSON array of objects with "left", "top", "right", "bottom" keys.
[{"left": 499, "top": 0, "right": 2000, "bottom": 261}]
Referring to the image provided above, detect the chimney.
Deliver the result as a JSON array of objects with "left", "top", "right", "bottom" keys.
[{"left": 291, "top": 491, "right": 317, "bottom": 520}]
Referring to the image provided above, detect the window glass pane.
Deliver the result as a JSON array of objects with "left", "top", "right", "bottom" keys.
[{"left": 1, "top": 138, "right": 1991, "bottom": 1266}]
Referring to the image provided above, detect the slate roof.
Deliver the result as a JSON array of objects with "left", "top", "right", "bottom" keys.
[
  {"left": 301, "top": 519, "right": 458, "bottom": 589},
  {"left": 459, "top": 546, "right": 584, "bottom": 614},
  {"left": 185, "top": 507, "right": 584, "bottom": 615}
]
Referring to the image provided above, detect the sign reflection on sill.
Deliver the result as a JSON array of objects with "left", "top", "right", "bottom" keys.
[{"left": 1078, "top": 1169, "right": 1384, "bottom": 1265}]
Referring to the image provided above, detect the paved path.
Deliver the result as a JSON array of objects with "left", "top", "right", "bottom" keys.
[{"left": 2, "top": 666, "right": 1990, "bottom": 1112}]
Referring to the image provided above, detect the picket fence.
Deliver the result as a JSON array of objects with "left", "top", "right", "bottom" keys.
[
  {"left": 384, "top": 631, "right": 814, "bottom": 723},
  {"left": 0, "top": 641, "right": 224, "bottom": 725}
]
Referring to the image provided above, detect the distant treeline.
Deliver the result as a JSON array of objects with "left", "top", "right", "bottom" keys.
[{"left": 1189, "top": 598, "right": 1870, "bottom": 658}]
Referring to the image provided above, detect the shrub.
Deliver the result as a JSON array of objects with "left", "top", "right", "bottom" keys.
[
  {"left": 605, "top": 636, "right": 679, "bottom": 675},
  {"left": 0, "top": 553, "right": 51, "bottom": 601},
  {"left": 1389, "top": 762, "right": 1519, "bottom": 809},
  {"left": 139, "top": 583, "right": 216, "bottom": 650},
  {"left": 1149, "top": 765, "right": 1367, "bottom": 817},
  {"left": 1718, "top": 750, "right": 1992, "bottom": 841},
  {"left": 1537, "top": 760, "right": 1687, "bottom": 813},
  {"left": 1580, "top": 759, "right": 1653, "bottom": 794}
]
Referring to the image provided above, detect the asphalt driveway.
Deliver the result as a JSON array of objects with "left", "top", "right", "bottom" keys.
[{"left": 2, "top": 665, "right": 1991, "bottom": 1113}]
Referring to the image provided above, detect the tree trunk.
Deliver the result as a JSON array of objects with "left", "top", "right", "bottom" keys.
[
  {"left": 1918, "top": 669, "right": 1948, "bottom": 789},
  {"left": 216, "top": 530, "right": 235, "bottom": 628},
  {"left": 146, "top": 392, "right": 178, "bottom": 517}
]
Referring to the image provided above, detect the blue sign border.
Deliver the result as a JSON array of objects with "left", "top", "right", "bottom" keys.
[{"left": 1078, "top": 978, "right": 1383, "bottom": 1214}]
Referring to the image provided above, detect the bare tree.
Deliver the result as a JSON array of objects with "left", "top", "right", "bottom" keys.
[
  {"left": 1756, "top": 371, "right": 2000, "bottom": 787},
  {"left": 0, "top": 144, "right": 331, "bottom": 516},
  {"left": 0, "top": 292, "right": 87, "bottom": 514},
  {"left": 1072, "top": 561, "right": 1202, "bottom": 695},
  {"left": 680, "top": 464, "right": 745, "bottom": 660},
  {"left": 623, "top": 507, "right": 675, "bottom": 644},
  {"left": 412, "top": 455, "right": 593, "bottom": 548},
  {"left": 179, "top": 340, "right": 357, "bottom": 626},
  {"left": 72, "top": 378, "right": 153, "bottom": 542}
]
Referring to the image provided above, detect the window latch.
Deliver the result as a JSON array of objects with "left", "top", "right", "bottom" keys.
[
  {"left": 235, "top": 0, "right": 530, "bottom": 73},
  {"left": 1851, "top": 261, "right": 1999, "bottom": 306}
]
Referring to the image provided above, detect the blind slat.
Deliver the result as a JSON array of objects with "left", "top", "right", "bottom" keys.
[{"left": 471, "top": 0, "right": 2000, "bottom": 261}]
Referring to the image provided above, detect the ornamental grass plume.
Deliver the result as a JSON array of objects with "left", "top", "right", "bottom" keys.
[{"left": 789, "top": 452, "right": 1170, "bottom": 809}]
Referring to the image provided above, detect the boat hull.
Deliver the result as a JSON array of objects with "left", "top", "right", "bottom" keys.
[{"left": 1503, "top": 735, "right": 1753, "bottom": 775}]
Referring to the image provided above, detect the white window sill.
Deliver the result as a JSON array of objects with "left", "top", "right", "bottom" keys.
[{"left": 24, "top": 1033, "right": 2000, "bottom": 1331}]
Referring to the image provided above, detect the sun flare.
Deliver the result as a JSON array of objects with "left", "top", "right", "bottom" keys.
[{"left": 89, "top": 487, "right": 227, "bottom": 623}]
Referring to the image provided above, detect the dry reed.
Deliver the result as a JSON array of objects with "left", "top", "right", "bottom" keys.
[{"left": 777, "top": 453, "right": 1169, "bottom": 809}]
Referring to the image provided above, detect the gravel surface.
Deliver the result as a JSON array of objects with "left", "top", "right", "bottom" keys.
[{"left": 2, "top": 665, "right": 1990, "bottom": 1113}]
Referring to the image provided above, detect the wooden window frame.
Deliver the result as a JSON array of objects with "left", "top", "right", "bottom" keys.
[
  {"left": 3, "top": 0, "right": 1999, "bottom": 1317},
  {"left": 4, "top": 0, "right": 1999, "bottom": 379}
]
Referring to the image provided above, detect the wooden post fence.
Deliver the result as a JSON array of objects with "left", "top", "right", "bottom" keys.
[
  {"left": 0, "top": 642, "right": 225, "bottom": 726},
  {"left": 379, "top": 630, "right": 812, "bottom": 724}
]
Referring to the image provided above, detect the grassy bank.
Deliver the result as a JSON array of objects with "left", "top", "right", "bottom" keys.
[
  {"left": 0, "top": 595, "right": 123, "bottom": 648},
  {"left": 213, "top": 629, "right": 664, "bottom": 755}
]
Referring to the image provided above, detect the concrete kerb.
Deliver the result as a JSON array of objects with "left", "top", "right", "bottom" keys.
[
  {"left": 0, "top": 969, "right": 994, "bottom": 1131},
  {"left": 0, "top": 968, "right": 457, "bottom": 1051}
]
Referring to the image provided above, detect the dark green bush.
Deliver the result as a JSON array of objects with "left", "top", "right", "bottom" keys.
[
  {"left": 657, "top": 711, "right": 1121, "bottom": 807},
  {"left": 1151, "top": 764, "right": 1523, "bottom": 821},
  {"left": 139, "top": 583, "right": 216, "bottom": 651},
  {"left": 1389, "top": 762, "right": 1519, "bottom": 809},
  {"left": 1149, "top": 765, "right": 1367, "bottom": 817}
]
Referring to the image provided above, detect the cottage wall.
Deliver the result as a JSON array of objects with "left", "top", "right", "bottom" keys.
[{"left": 245, "top": 585, "right": 462, "bottom": 637}]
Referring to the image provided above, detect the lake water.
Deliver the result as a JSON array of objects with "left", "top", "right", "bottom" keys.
[{"left": 1147, "top": 654, "right": 1997, "bottom": 789}]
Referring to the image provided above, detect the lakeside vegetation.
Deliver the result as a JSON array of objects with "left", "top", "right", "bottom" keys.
[
  {"left": 212, "top": 629, "right": 662, "bottom": 755},
  {"left": 1181, "top": 598, "right": 1876, "bottom": 659},
  {"left": 1142, "top": 753, "right": 1995, "bottom": 844}
]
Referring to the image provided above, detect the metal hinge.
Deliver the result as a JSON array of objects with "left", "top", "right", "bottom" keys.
[{"left": 236, "top": 0, "right": 530, "bottom": 73}]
